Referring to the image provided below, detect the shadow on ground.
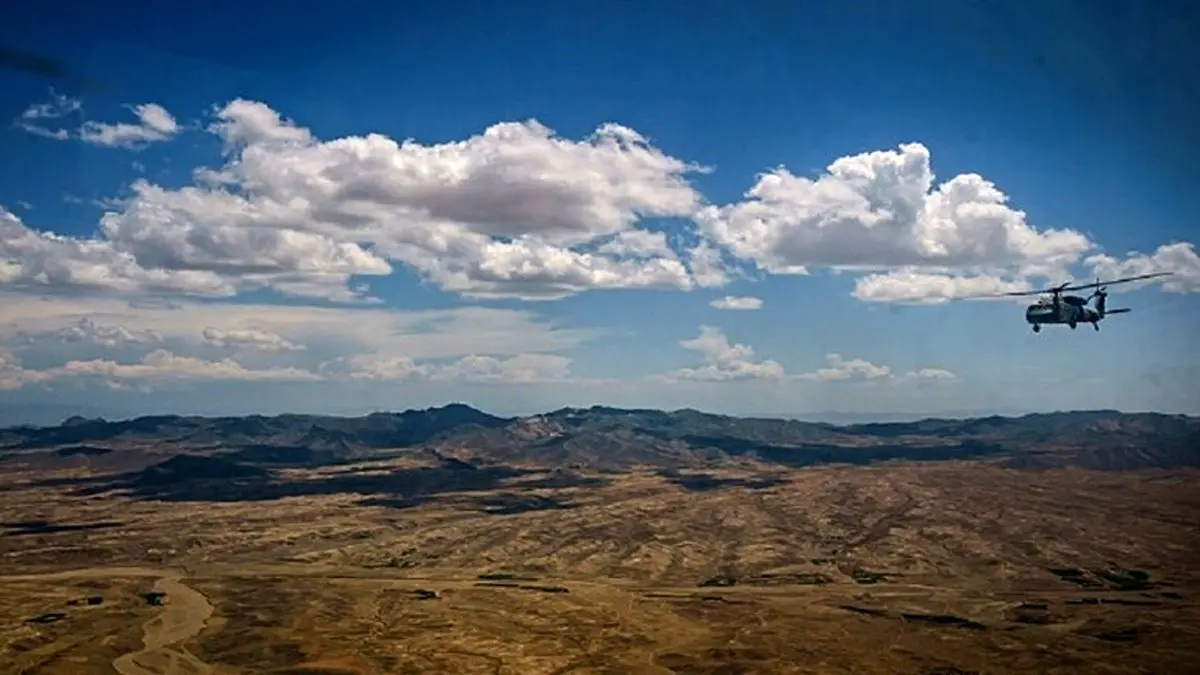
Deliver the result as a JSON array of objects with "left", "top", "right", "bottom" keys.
[
  {"left": 1, "top": 519, "right": 124, "bottom": 537},
  {"left": 29, "top": 455, "right": 607, "bottom": 513}
]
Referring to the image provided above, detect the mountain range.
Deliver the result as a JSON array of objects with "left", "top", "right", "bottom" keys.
[{"left": 2, "top": 404, "right": 1197, "bottom": 474}]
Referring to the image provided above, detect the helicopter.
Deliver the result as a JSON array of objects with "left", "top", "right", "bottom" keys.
[{"left": 980, "top": 272, "right": 1173, "bottom": 333}]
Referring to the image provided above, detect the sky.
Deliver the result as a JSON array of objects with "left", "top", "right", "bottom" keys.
[{"left": 1, "top": 0, "right": 1198, "bottom": 423}]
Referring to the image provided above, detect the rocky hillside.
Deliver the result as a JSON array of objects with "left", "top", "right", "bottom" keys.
[{"left": 2, "top": 405, "right": 1197, "bottom": 472}]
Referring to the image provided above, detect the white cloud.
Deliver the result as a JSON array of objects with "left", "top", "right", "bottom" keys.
[
  {"left": 88, "top": 99, "right": 716, "bottom": 300},
  {"left": 0, "top": 293, "right": 593, "bottom": 362},
  {"left": 16, "top": 201, "right": 33, "bottom": 211},
  {"left": 18, "top": 125, "right": 70, "bottom": 141},
  {"left": 6, "top": 99, "right": 728, "bottom": 302},
  {"left": 14, "top": 93, "right": 178, "bottom": 150},
  {"left": 596, "top": 229, "right": 677, "bottom": 259},
  {"left": 12, "top": 97, "right": 1192, "bottom": 307},
  {"left": 905, "top": 368, "right": 957, "bottom": 381},
  {"left": 201, "top": 327, "right": 304, "bottom": 353},
  {"left": 853, "top": 242, "right": 1200, "bottom": 305},
  {"left": 0, "top": 292, "right": 604, "bottom": 393},
  {"left": 2, "top": 349, "right": 320, "bottom": 390},
  {"left": 1, "top": 204, "right": 390, "bottom": 302},
  {"left": 695, "top": 142, "right": 1095, "bottom": 297},
  {"left": 45, "top": 318, "right": 163, "bottom": 347},
  {"left": 2, "top": 94, "right": 1192, "bottom": 413},
  {"left": 12, "top": 91, "right": 80, "bottom": 140},
  {"left": 20, "top": 92, "right": 82, "bottom": 121},
  {"left": 796, "top": 353, "right": 892, "bottom": 382},
  {"left": 686, "top": 240, "right": 736, "bottom": 288},
  {"left": 795, "top": 354, "right": 956, "bottom": 384},
  {"left": 1, "top": 206, "right": 239, "bottom": 297},
  {"left": 1086, "top": 242, "right": 1200, "bottom": 293},
  {"left": 332, "top": 352, "right": 593, "bottom": 385},
  {"left": 852, "top": 269, "right": 1033, "bottom": 304},
  {"left": 710, "top": 295, "right": 763, "bottom": 311},
  {"left": 660, "top": 325, "right": 785, "bottom": 381},
  {"left": 0, "top": 348, "right": 25, "bottom": 391},
  {"left": 79, "top": 103, "right": 179, "bottom": 149},
  {"left": 0, "top": 339, "right": 597, "bottom": 391},
  {"left": 654, "top": 327, "right": 956, "bottom": 386}
]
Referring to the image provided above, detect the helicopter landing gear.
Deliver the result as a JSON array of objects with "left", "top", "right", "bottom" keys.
[
  {"left": 1032, "top": 324, "right": 1041, "bottom": 333},
  {"left": 1068, "top": 321, "right": 1077, "bottom": 330},
  {"left": 1092, "top": 321, "right": 1099, "bottom": 331}
]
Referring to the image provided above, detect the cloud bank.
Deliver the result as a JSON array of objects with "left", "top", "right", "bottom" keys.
[{"left": 3, "top": 93, "right": 1195, "bottom": 402}]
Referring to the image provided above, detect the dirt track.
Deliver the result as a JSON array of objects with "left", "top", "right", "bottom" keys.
[
  {"left": 1, "top": 567, "right": 216, "bottom": 675},
  {"left": 105, "top": 574, "right": 213, "bottom": 675},
  {"left": 110, "top": 574, "right": 214, "bottom": 675}
]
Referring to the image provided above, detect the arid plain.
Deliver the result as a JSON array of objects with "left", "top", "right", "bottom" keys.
[{"left": 2, "top": 407, "right": 1199, "bottom": 674}]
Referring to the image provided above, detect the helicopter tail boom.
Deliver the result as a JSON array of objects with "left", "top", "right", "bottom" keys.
[{"left": 1105, "top": 308, "right": 1132, "bottom": 315}]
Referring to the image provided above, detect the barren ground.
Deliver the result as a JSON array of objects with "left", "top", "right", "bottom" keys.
[{"left": 2, "top": 459, "right": 1199, "bottom": 674}]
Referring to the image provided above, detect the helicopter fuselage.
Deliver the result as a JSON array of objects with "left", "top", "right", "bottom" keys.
[
  {"left": 1025, "top": 295, "right": 1101, "bottom": 332},
  {"left": 979, "top": 271, "right": 1166, "bottom": 335}
]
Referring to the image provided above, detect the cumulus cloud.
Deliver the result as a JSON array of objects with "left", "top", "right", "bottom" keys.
[
  {"left": 686, "top": 241, "right": 737, "bottom": 288},
  {"left": 331, "top": 352, "right": 590, "bottom": 385},
  {"left": 19, "top": 91, "right": 81, "bottom": 121},
  {"left": 0, "top": 348, "right": 320, "bottom": 390},
  {"left": 7, "top": 98, "right": 729, "bottom": 302},
  {"left": 45, "top": 318, "right": 163, "bottom": 347},
  {"left": 0, "top": 293, "right": 604, "bottom": 392},
  {"left": 596, "top": 229, "right": 677, "bottom": 259},
  {"left": 1, "top": 203, "right": 390, "bottom": 302},
  {"left": 0, "top": 338, "right": 600, "bottom": 391},
  {"left": 80, "top": 103, "right": 179, "bottom": 149},
  {"left": 1, "top": 206, "right": 239, "bottom": 297},
  {"left": 695, "top": 142, "right": 1098, "bottom": 300},
  {"left": 1086, "top": 242, "right": 1200, "bottom": 293},
  {"left": 854, "top": 242, "right": 1198, "bottom": 305},
  {"left": 201, "top": 327, "right": 305, "bottom": 353},
  {"left": 0, "top": 294, "right": 594, "bottom": 362},
  {"left": 11, "top": 96, "right": 1193, "bottom": 307},
  {"left": 12, "top": 90, "right": 79, "bottom": 140},
  {"left": 661, "top": 326, "right": 785, "bottom": 381},
  {"left": 0, "top": 348, "right": 26, "bottom": 391},
  {"left": 180, "top": 99, "right": 710, "bottom": 299},
  {"left": 655, "top": 327, "right": 956, "bottom": 385},
  {"left": 852, "top": 269, "right": 1033, "bottom": 304},
  {"left": 710, "top": 295, "right": 763, "bottom": 311},
  {"left": 14, "top": 93, "right": 179, "bottom": 149},
  {"left": 0, "top": 343, "right": 596, "bottom": 392},
  {"left": 905, "top": 368, "right": 957, "bottom": 381},
  {"left": 2, "top": 94, "right": 1192, "bottom": 409},
  {"left": 795, "top": 354, "right": 956, "bottom": 384},
  {"left": 796, "top": 353, "right": 892, "bottom": 382}
]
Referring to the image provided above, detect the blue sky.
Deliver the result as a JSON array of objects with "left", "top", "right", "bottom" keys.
[{"left": 1, "top": 0, "right": 1197, "bottom": 423}]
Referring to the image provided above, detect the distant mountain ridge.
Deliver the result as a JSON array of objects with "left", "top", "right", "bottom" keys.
[{"left": 2, "top": 404, "right": 1197, "bottom": 472}]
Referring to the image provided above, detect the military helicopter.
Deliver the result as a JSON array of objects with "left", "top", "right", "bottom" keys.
[{"left": 980, "top": 272, "right": 1173, "bottom": 333}]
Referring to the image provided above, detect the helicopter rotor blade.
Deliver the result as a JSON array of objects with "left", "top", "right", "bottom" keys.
[
  {"left": 968, "top": 281, "right": 1076, "bottom": 299},
  {"left": 972, "top": 271, "right": 1173, "bottom": 299},
  {"left": 1058, "top": 271, "right": 1173, "bottom": 293},
  {"left": 966, "top": 289, "right": 1050, "bottom": 299}
]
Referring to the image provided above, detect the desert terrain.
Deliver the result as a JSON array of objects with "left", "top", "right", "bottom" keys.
[{"left": 1, "top": 406, "right": 1198, "bottom": 674}]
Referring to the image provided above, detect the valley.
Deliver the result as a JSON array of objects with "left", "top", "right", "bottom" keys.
[{"left": 1, "top": 406, "right": 1198, "bottom": 674}]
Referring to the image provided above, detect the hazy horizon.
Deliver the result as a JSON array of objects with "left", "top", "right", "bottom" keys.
[{"left": 4, "top": 399, "right": 1189, "bottom": 431}]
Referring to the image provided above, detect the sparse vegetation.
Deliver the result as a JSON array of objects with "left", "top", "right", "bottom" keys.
[
  {"left": 1, "top": 405, "right": 1198, "bottom": 673},
  {"left": 851, "top": 569, "right": 889, "bottom": 584}
]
